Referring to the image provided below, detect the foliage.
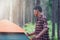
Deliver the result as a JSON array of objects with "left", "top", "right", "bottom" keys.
[{"left": 46, "top": 0, "right": 52, "bottom": 20}]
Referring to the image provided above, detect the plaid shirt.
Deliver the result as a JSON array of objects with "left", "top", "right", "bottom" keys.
[{"left": 32, "top": 15, "right": 50, "bottom": 40}]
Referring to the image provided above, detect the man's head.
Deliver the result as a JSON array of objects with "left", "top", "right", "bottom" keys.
[{"left": 33, "top": 6, "right": 42, "bottom": 17}]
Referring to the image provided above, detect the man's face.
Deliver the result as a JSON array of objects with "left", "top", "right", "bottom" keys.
[{"left": 34, "top": 10, "right": 38, "bottom": 17}]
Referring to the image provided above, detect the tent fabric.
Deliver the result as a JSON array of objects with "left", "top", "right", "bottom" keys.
[{"left": 0, "top": 20, "right": 25, "bottom": 33}]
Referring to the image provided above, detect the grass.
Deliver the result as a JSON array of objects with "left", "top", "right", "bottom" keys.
[{"left": 23, "top": 20, "right": 58, "bottom": 40}]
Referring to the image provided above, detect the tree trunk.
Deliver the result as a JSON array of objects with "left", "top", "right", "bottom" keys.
[
  {"left": 58, "top": 0, "right": 60, "bottom": 40},
  {"left": 52, "top": 0, "right": 58, "bottom": 40}
]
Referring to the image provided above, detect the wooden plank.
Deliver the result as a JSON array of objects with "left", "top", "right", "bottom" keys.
[
  {"left": 58, "top": 0, "right": 60, "bottom": 40},
  {"left": 52, "top": 0, "right": 58, "bottom": 40}
]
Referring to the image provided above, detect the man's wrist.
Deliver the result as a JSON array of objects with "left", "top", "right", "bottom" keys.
[{"left": 33, "top": 35, "right": 39, "bottom": 38}]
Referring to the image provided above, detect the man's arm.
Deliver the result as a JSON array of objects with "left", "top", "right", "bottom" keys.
[
  {"left": 27, "top": 32, "right": 35, "bottom": 36},
  {"left": 35, "top": 28, "right": 48, "bottom": 38}
]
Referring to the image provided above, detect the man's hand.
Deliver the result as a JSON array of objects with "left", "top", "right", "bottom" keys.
[
  {"left": 35, "top": 35, "right": 39, "bottom": 38},
  {"left": 26, "top": 32, "right": 35, "bottom": 36},
  {"left": 33, "top": 35, "right": 40, "bottom": 39},
  {"left": 26, "top": 33, "right": 31, "bottom": 36}
]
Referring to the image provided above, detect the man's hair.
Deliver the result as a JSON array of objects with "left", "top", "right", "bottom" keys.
[{"left": 34, "top": 6, "right": 42, "bottom": 12}]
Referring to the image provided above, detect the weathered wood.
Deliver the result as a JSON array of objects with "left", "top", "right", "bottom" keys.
[
  {"left": 25, "top": 0, "right": 34, "bottom": 23},
  {"left": 36, "top": 0, "right": 40, "bottom": 6},
  {"left": 52, "top": 0, "right": 58, "bottom": 40},
  {"left": 58, "top": 0, "right": 60, "bottom": 40}
]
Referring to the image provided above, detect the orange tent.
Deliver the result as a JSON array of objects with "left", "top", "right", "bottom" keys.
[{"left": 0, "top": 20, "right": 25, "bottom": 33}]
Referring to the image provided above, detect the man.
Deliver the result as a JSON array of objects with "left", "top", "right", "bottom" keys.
[{"left": 27, "top": 6, "right": 50, "bottom": 40}]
